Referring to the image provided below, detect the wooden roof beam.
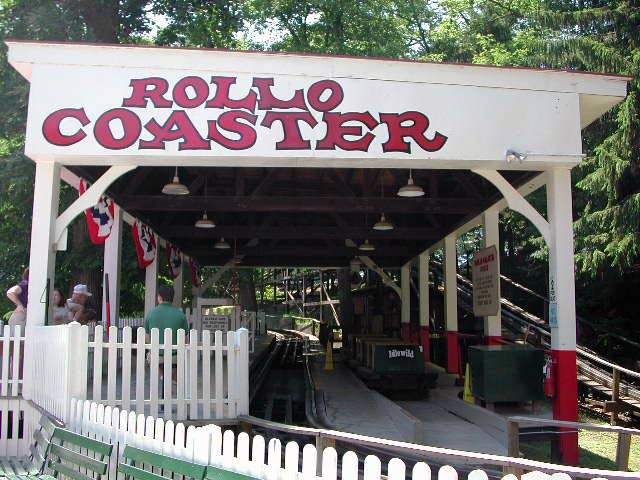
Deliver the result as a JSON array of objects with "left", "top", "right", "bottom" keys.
[{"left": 122, "top": 195, "right": 475, "bottom": 214}]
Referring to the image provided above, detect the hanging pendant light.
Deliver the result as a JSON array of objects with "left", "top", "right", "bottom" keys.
[
  {"left": 397, "top": 169, "right": 424, "bottom": 197},
  {"left": 195, "top": 211, "right": 215, "bottom": 228},
  {"left": 358, "top": 239, "right": 375, "bottom": 251},
  {"left": 214, "top": 237, "right": 231, "bottom": 249},
  {"left": 195, "top": 176, "right": 215, "bottom": 228},
  {"left": 162, "top": 166, "right": 190, "bottom": 195},
  {"left": 374, "top": 174, "right": 394, "bottom": 230},
  {"left": 373, "top": 213, "right": 394, "bottom": 231}
]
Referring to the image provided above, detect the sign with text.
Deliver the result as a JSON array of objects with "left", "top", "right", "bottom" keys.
[
  {"left": 9, "top": 42, "right": 589, "bottom": 168},
  {"left": 472, "top": 245, "right": 499, "bottom": 317},
  {"left": 201, "top": 314, "right": 229, "bottom": 334}
]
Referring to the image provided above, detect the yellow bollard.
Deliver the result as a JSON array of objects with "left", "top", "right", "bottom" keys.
[
  {"left": 463, "top": 362, "right": 475, "bottom": 403},
  {"left": 324, "top": 341, "right": 334, "bottom": 371}
]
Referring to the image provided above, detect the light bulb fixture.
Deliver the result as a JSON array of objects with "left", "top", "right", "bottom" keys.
[
  {"left": 397, "top": 169, "right": 424, "bottom": 197},
  {"left": 214, "top": 237, "right": 231, "bottom": 249},
  {"left": 350, "top": 257, "right": 361, "bottom": 271},
  {"left": 373, "top": 213, "right": 394, "bottom": 231},
  {"left": 195, "top": 175, "right": 215, "bottom": 228},
  {"left": 505, "top": 149, "right": 527, "bottom": 163},
  {"left": 195, "top": 212, "right": 216, "bottom": 228},
  {"left": 358, "top": 239, "right": 375, "bottom": 251},
  {"left": 162, "top": 166, "right": 190, "bottom": 195}
]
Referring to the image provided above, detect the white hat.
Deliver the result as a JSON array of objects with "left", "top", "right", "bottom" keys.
[{"left": 73, "top": 284, "right": 92, "bottom": 296}]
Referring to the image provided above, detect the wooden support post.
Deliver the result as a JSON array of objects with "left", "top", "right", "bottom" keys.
[
  {"left": 315, "top": 434, "right": 336, "bottom": 475},
  {"left": 302, "top": 275, "right": 306, "bottom": 318},
  {"left": 615, "top": 432, "right": 632, "bottom": 471},
  {"left": 611, "top": 368, "right": 620, "bottom": 426},
  {"left": 505, "top": 420, "right": 524, "bottom": 477},
  {"left": 238, "top": 420, "right": 252, "bottom": 435}
]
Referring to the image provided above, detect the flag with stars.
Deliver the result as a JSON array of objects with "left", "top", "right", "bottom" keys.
[
  {"left": 132, "top": 221, "right": 157, "bottom": 268},
  {"left": 79, "top": 179, "right": 115, "bottom": 244},
  {"left": 167, "top": 243, "right": 182, "bottom": 279}
]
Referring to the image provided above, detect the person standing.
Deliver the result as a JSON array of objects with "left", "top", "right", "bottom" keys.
[
  {"left": 144, "top": 285, "right": 189, "bottom": 345},
  {"left": 144, "top": 285, "right": 189, "bottom": 389},
  {"left": 6, "top": 268, "right": 29, "bottom": 331}
]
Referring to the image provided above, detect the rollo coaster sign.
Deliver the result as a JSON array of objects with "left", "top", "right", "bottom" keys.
[{"left": 41, "top": 76, "right": 449, "bottom": 154}]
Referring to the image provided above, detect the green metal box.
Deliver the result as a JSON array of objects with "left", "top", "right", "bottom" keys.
[
  {"left": 469, "top": 345, "right": 545, "bottom": 403},
  {"left": 372, "top": 344, "right": 424, "bottom": 374}
]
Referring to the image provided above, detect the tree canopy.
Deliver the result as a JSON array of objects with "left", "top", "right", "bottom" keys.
[{"left": 0, "top": 0, "right": 638, "bottom": 343}]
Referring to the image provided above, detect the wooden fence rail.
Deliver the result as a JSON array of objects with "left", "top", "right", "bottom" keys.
[{"left": 507, "top": 416, "right": 640, "bottom": 473}]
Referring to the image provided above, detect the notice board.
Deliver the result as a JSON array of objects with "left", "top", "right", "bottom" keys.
[
  {"left": 201, "top": 314, "right": 229, "bottom": 334},
  {"left": 472, "top": 245, "right": 499, "bottom": 317}
]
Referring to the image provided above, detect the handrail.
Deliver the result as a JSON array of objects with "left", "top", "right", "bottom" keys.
[
  {"left": 508, "top": 416, "right": 640, "bottom": 435},
  {"left": 577, "top": 349, "right": 640, "bottom": 380},
  {"left": 507, "top": 416, "right": 637, "bottom": 472},
  {"left": 236, "top": 414, "right": 638, "bottom": 478},
  {"left": 431, "top": 259, "right": 640, "bottom": 350}
]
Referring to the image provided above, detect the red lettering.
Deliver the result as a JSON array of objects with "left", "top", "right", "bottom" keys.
[
  {"left": 122, "top": 78, "right": 172, "bottom": 108},
  {"left": 253, "top": 78, "right": 308, "bottom": 110},
  {"left": 307, "top": 80, "right": 344, "bottom": 112},
  {"left": 139, "top": 111, "right": 210, "bottom": 150},
  {"left": 173, "top": 76, "right": 209, "bottom": 108},
  {"left": 94, "top": 109, "right": 141, "bottom": 150},
  {"left": 206, "top": 77, "right": 257, "bottom": 112},
  {"left": 42, "top": 108, "right": 89, "bottom": 146},
  {"left": 317, "top": 112, "right": 378, "bottom": 151},
  {"left": 261, "top": 112, "right": 317, "bottom": 150},
  {"left": 208, "top": 111, "right": 258, "bottom": 150},
  {"left": 380, "top": 111, "right": 447, "bottom": 153}
]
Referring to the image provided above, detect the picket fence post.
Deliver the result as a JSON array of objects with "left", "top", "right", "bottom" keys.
[
  {"left": 236, "top": 328, "right": 250, "bottom": 415},
  {"left": 65, "top": 322, "right": 88, "bottom": 421}
]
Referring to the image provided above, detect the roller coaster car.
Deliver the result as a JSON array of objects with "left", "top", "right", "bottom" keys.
[{"left": 353, "top": 340, "right": 438, "bottom": 398}]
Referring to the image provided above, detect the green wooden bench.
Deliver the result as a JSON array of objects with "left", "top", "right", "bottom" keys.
[
  {"left": 43, "top": 427, "right": 113, "bottom": 480},
  {"left": 120, "top": 445, "right": 258, "bottom": 480},
  {"left": 205, "top": 465, "right": 257, "bottom": 480},
  {"left": 0, "top": 418, "right": 113, "bottom": 480},
  {"left": 0, "top": 415, "right": 56, "bottom": 478},
  {"left": 120, "top": 445, "right": 207, "bottom": 480}
]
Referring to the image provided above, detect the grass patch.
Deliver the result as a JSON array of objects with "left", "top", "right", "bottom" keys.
[{"left": 519, "top": 412, "right": 639, "bottom": 471}]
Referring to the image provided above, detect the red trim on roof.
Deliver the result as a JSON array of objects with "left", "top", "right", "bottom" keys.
[{"left": 4, "top": 39, "right": 633, "bottom": 80}]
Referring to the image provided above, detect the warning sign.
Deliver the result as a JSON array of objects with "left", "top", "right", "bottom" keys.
[
  {"left": 472, "top": 245, "right": 499, "bottom": 317},
  {"left": 202, "top": 315, "right": 229, "bottom": 334}
]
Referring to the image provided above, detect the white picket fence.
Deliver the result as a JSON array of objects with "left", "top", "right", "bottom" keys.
[
  {"left": 0, "top": 325, "right": 24, "bottom": 397},
  {"left": 0, "top": 398, "right": 35, "bottom": 458},
  {"left": 24, "top": 323, "right": 249, "bottom": 423},
  {"left": 117, "top": 310, "right": 256, "bottom": 352},
  {"left": 69, "top": 399, "right": 623, "bottom": 480}
]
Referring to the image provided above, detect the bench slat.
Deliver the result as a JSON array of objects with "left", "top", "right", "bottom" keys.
[
  {"left": 52, "top": 429, "right": 112, "bottom": 457},
  {"left": 47, "top": 460, "right": 95, "bottom": 480},
  {"left": 123, "top": 446, "right": 206, "bottom": 479},
  {"left": 205, "top": 465, "right": 258, "bottom": 480},
  {"left": 119, "top": 462, "right": 171, "bottom": 480},
  {"left": 0, "top": 459, "right": 16, "bottom": 476},
  {"left": 9, "top": 459, "right": 28, "bottom": 475},
  {"left": 48, "top": 443, "right": 108, "bottom": 474}
]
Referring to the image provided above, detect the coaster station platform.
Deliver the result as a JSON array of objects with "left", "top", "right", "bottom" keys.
[{"left": 4, "top": 39, "right": 634, "bottom": 468}]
